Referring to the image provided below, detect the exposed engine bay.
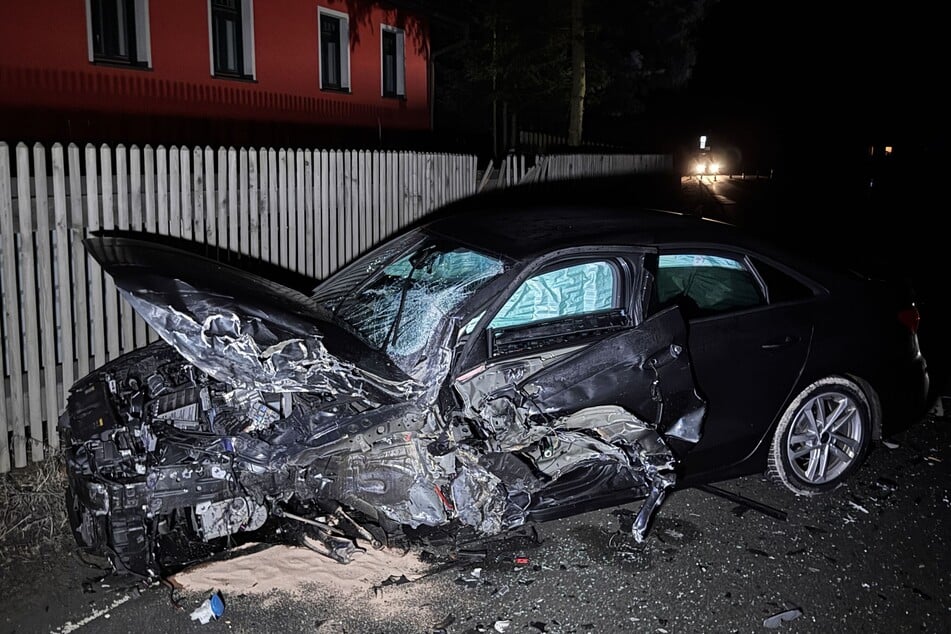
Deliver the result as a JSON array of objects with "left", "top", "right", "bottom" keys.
[
  {"left": 61, "top": 234, "right": 705, "bottom": 579},
  {"left": 62, "top": 340, "right": 685, "bottom": 578}
]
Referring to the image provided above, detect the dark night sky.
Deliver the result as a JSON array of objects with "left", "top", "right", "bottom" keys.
[{"left": 688, "top": 1, "right": 943, "bottom": 166}]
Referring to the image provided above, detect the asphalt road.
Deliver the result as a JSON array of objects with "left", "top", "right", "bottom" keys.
[{"left": 2, "top": 409, "right": 948, "bottom": 634}]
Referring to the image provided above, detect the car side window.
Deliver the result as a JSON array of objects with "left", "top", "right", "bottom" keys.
[
  {"left": 656, "top": 253, "right": 763, "bottom": 317},
  {"left": 750, "top": 257, "right": 815, "bottom": 303},
  {"left": 489, "top": 260, "right": 618, "bottom": 329}
]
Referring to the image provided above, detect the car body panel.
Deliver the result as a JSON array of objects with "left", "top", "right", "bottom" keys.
[{"left": 60, "top": 179, "right": 929, "bottom": 577}]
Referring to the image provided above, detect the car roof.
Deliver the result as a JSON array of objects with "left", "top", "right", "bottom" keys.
[{"left": 423, "top": 175, "right": 747, "bottom": 260}]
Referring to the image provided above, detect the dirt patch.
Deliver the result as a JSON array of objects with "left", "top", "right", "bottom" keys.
[
  {"left": 171, "top": 540, "right": 428, "bottom": 596},
  {"left": 171, "top": 540, "right": 443, "bottom": 625},
  {"left": 0, "top": 452, "right": 72, "bottom": 565}
]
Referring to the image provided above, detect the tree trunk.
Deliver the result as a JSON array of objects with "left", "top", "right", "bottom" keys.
[{"left": 567, "top": 0, "right": 585, "bottom": 146}]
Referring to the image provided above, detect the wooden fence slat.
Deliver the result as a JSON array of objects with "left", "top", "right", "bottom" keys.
[
  {"left": 68, "top": 144, "right": 90, "bottom": 373},
  {"left": 296, "top": 149, "right": 306, "bottom": 273},
  {"left": 313, "top": 150, "right": 327, "bottom": 280},
  {"left": 258, "top": 148, "right": 270, "bottom": 263},
  {"left": 144, "top": 146, "right": 156, "bottom": 235},
  {"left": 343, "top": 150, "right": 353, "bottom": 264},
  {"left": 0, "top": 143, "right": 24, "bottom": 469},
  {"left": 180, "top": 147, "right": 193, "bottom": 241},
  {"left": 290, "top": 149, "right": 300, "bottom": 271},
  {"left": 347, "top": 150, "right": 361, "bottom": 262},
  {"left": 191, "top": 147, "right": 204, "bottom": 244},
  {"left": 304, "top": 150, "right": 314, "bottom": 277},
  {"left": 52, "top": 144, "right": 74, "bottom": 419},
  {"left": 319, "top": 150, "right": 330, "bottom": 277},
  {"left": 32, "top": 144, "right": 59, "bottom": 452},
  {"left": 228, "top": 147, "right": 240, "bottom": 253},
  {"left": 371, "top": 151, "right": 380, "bottom": 243},
  {"left": 169, "top": 146, "right": 181, "bottom": 239},
  {"left": 100, "top": 145, "right": 120, "bottom": 362},
  {"left": 217, "top": 147, "right": 228, "bottom": 251},
  {"left": 115, "top": 145, "right": 135, "bottom": 355},
  {"left": 267, "top": 148, "right": 278, "bottom": 264},
  {"left": 331, "top": 150, "right": 347, "bottom": 271},
  {"left": 347, "top": 150, "right": 357, "bottom": 263},
  {"left": 239, "top": 148, "right": 249, "bottom": 256},
  {"left": 203, "top": 147, "right": 216, "bottom": 249},
  {"left": 130, "top": 146, "right": 143, "bottom": 231},
  {"left": 129, "top": 146, "right": 148, "bottom": 347},
  {"left": 15, "top": 144, "right": 43, "bottom": 461},
  {"left": 156, "top": 146, "right": 169, "bottom": 236},
  {"left": 249, "top": 149, "right": 260, "bottom": 259},
  {"left": 384, "top": 152, "right": 394, "bottom": 239},
  {"left": 359, "top": 152, "right": 376, "bottom": 253},
  {"left": 358, "top": 150, "right": 369, "bottom": 254},
  {"left": 277, "top": 149, "right": 288, "bottom": 268},
  {"left": 85, "top": 144, "right": 106, "bottom": 370}
]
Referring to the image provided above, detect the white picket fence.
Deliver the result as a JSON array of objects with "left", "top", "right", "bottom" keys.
[
  {"left": 0, "top": 141, "right": 477, "bottom": 472},
  {"left": 480, "top": 153, "right": 673, "bottom": 191}
]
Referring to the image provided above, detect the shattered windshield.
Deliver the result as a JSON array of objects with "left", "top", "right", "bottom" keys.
[{"left": 315, "top": 235, "right": 506, "bottom": 375}]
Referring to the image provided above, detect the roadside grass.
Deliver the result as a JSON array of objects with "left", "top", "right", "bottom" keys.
[{"left": 0, "top": 450, "right": 71, "bottom": 564}]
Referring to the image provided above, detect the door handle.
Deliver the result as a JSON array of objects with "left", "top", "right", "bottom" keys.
[{"left": 761, "top": 335, "right": 800, "bottom": 350}]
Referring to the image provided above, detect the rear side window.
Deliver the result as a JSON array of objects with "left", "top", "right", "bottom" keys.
[
  {"left": 751, "top": 258, "right": 814, "bottom": 303},
  {"left": 489, "top": 260, "right": 618, "bottom": 329},
  {"left": 657, "top": 253, "right": 763, "bottom": 317}
]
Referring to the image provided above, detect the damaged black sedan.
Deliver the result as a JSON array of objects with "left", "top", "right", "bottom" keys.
[{"left": 61, "top": 180, "right": 929, "bottom": 578}]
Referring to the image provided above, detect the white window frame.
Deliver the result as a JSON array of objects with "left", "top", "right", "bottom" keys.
[
  {"left": 207, "top": 0, "right": 256, "bottom": 79},
  {"left": 380, "top": 24, "right": 405, "bottom": 98},
  {"left": 85, "top": 0, "right": 152, "bottom": 68},
  {"left": 318, "top": 6, "right": 351, "bottom": 91}
]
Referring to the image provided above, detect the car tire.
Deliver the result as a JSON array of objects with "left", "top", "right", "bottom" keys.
[{"left": 767, "top": 376, "right": 873, "bottom": 496}]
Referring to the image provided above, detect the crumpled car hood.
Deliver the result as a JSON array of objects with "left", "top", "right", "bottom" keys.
[{"left": 84, "top": 234, "right": 416, "bottom": 401}]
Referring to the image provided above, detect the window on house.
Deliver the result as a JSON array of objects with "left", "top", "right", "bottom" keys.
[
  {"left": 87, "top": 0, "right": 151, "bottom": 67},
  {"left": 381, "top": 27, "right": 405, "bottom": 98},
  {"left": 319, "top": 10, "right": 350, "bottom": 91},
  {"left": 210, "top": 0, "right": 255, "bottom": 79}
]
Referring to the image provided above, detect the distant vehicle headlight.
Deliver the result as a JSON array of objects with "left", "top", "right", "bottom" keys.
[
  {"left": 709, "top": 162, "right": 721, "bottom": 174},
  {"left": 694, "top": 162, "right": 706, "bottom": 174}
]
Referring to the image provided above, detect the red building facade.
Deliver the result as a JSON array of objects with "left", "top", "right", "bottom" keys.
[{"left": 0, "top": 0, "right": 431, "bottom": 145}]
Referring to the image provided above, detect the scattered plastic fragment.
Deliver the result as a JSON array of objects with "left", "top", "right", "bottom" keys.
[
  {"left": 763, "top": 608, "right": 802, "bottom": 628},
  {"left": 848, "top": 501, "right": 870, "bottom": 515},
  {"left": 456, "top": 568, "right": 483, "bottom": 588},
  {"left": 530, "top": 622, "right": 548, "bottom": 632},
  {"left": 190, "top": 591, "right": 225, "bottom": 624},
  {"left": 882, "top": 440, "right": 900, "bottom": 449},
  {"left": 493, "top": 620, "right": 511, "bottom": 633},
  {"left": 454, "top": 549, "right": 488, "bottom": 562},
  {"left": 373, "top": 574, "right": 415, "bottom": 596},
  {"left": 514, "top": 556, "right": 530, "bottom": 565}
]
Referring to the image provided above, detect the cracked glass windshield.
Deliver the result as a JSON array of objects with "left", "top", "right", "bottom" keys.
[{"left": 315, "top": 234, "right": 506, "bottom": 373}]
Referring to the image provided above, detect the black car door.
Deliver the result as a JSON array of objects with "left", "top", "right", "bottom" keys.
[
  {"left": 454, "top": 250, "right": 706, "bottom": 449},
  {"left": 651, "top": 250, "right": 814, "bottom": 480}
]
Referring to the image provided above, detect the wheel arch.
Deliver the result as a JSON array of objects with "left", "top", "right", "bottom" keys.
[{"left": 844, "top": 372, "right": 883, "bottom": 441}]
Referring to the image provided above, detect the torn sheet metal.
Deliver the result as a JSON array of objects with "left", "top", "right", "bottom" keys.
[{"left": 63, "top": 234, "right": 705, "bottom": 579}]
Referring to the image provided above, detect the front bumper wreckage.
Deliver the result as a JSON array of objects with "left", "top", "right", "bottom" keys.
[{"left": 62, "top": 236, "right": 705, "bottom": 578}]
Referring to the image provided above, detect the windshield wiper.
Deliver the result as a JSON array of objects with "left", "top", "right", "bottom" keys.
[{"left": 385, "top": 245, "right": 438, "bottom": 349}]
